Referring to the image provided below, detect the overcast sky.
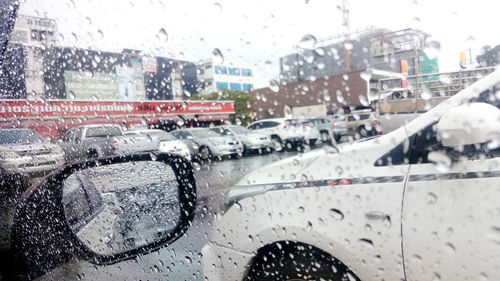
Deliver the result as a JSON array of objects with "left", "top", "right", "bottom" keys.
[{"left": 19, "top": 0, "right": 500, "bottom": 88}]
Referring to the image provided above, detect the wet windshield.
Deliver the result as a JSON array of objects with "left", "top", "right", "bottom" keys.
[
  {"left": 0, "top": 129, "right": 43, "bottom": 144},
  {"left": 1, "top": 1, "right": 499, "bottom": 281}
]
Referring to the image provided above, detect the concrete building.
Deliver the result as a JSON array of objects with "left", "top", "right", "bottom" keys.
[
  {"left": 279, "top": 27, "right": 430, "bottom": 84},
  {"left": 8, "top": 15, "right": 59, "bottom": 99},
  {"left": 197, "top": 59, "right": 255, "bottom": 94},
  {"left": 0, "top": 15, "right": 198, "bottom": 101}
]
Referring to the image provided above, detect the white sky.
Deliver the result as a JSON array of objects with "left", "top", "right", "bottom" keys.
[{"left": 19, "top": 0, "right": 500, "bottom": 88}]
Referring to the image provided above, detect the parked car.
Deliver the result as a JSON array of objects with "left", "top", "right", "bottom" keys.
[
  {"left": 331, "top": 115, "right": 349, "bottom": 142},
  {"left": 345, "top": 111, "right": 382, "bottom": 137},
  {"left": 211, "top": 125, "right": 273, "bottom": 153},
  {"left": 170, "top": 128, "right": 243, "bottom": 161},
  {"left": 304, "top": 116, "right": 349, "bottom": 143},
  {"left": 246, "top": 118, "right": 306, "bottom": 151},
  {"left": 202, "top": 71, "right": 500, "bottom": 281},
  {"left": 125, "top": 129, "right": 195, "bottom": 160},
  {"left": 59, "top": 124, "right": 156, "bottom": 161},
  {"left": 0, "top": 129, "right": 65, "bottom": 177},
  {"left": 299, "top": 119, "right": 322, "bottom": 146}
]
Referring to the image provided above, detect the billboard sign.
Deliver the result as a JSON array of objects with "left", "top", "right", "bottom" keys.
[
  {"left": 142, "top": 57, "right": 157, "bottom": 73},
  {"left": 64, "top": 70, "right": 117, "bottom": 100},
  {"left": 116, "top": 66, "right": 137, "bottom": 101},
  {"left": 0, "top": 100, "right": 235, "bottom": 119}
]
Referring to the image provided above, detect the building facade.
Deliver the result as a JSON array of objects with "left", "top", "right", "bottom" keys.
[
  {"left": 197, "top": 59, "right": 255, "bottom": 94},
  {"left": 279, "top": 28, "right": 432, "bottom": 84},
  {"left": 1, "top": 15, "right": 198, "bottom": 101}
]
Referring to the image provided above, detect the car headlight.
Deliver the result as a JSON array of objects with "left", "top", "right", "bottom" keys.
[
  {"left": 53, "top": 146, "right": 64, "bottom": 155},
  {"left": 0, "top": 150, "right": 20, "bottom": 160}
]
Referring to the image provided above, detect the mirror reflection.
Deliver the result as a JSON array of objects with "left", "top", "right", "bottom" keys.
[{"left": 62, "top": 161, "right": 181, "bottom": 256}]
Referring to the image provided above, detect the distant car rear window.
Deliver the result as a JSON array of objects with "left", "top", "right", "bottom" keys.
[
  {"left": 0, "top": 129, "right": 43, "bottom": 144},
  {"left": 85, "top": 127, "right": 122, "bottom": 138}
]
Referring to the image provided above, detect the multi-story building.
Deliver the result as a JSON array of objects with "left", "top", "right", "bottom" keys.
[
  {"left": 0, "top": 15, "right": 198, "bottom": 101},
  {"left": 279, "top": 27, "right": 431, "bottom": 84},
  {"left": 197, "top": 59, "right": 255, "bottom": 94}
]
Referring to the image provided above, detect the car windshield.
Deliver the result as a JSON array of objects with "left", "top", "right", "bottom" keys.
[
  {"left": 228, "top": 126, "right": 250, "bottom": 134},
  {"left": 0, "top": 129, "right": 43, "bottom": 144},
  {"left": 1, "top": 1, "right": 499, "bottom": 281},
  {"left": 85, "top": 127, "right": 123, "bottom": 138},
  {"left": 190, "top": 129, "right": 221, "bottom": 138}
]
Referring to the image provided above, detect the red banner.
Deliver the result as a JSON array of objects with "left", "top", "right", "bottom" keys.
[{"left": 0, "top": 100, "right": 235, "bottom": 119}]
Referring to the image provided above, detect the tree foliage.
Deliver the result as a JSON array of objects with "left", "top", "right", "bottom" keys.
[
  {"left": 476, "top": 45, "right": 500, "bottom": 67},
  {"left": 190, "top": 90, "right": 255, "bottom": 126}
]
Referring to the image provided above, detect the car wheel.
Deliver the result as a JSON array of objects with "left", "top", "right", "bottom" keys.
[
  {"left": 87, "top": 149, "right": 99, "bottom": 159},
  {"left": 245, "top": 242, "right": 359, "bottom": 281},
  {"left": 320, "top": 131, "right": 330, "bottom": 143},
  {"left": 358, "top": 126, "right": 369, "bottom": 137},
  {"left": 271, "top": 136, "right": 283, "bottom": 152},
  {"left": 334, "top": 134, "right": 342, "bottom": 143},
  {"left": 198, "top": 146, "right": 212, "bottom": 161}
]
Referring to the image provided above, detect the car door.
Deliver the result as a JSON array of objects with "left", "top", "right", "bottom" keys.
[{"left": 402, "top": 124, "right": 500, "bottom": 280}]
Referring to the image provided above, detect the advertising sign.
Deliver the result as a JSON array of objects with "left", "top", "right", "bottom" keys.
[
  {"left": 64, "top": 70, "right": 117, "bottom": 100},
  {"left": 400, "top": 59, "right": 409, "bottom": 88},
  {"left": 116, "top": 66, "right": 137, "bottom": 101},
  {"left": 0, "top": 100, "right": 235, "bottom": 119},
  {"left": 142, "top": 57, "right": 157, "bottom": 73}
]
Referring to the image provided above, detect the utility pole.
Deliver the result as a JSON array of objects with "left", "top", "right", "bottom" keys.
[{"left": 343, "top": 0, "right": 352, "bottom": 73}]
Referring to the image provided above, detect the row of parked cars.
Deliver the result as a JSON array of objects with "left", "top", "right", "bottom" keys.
[{"left": 0, "top": 114, "right": 381, "bottom": 183}]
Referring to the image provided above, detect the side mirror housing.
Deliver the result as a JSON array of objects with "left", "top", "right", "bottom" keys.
[
  {"left": 10, "top": 153, "right": 196, "bottom": 280},
  {"left": 437, "top": 102, "right": 500, "bottom": 148}
]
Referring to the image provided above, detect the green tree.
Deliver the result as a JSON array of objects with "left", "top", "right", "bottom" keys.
[
  {"left": 190, "top": 90, "right": 255, "bottom": 126},
  {"left": 476, "top": 45, "right": 500, "bottom": 67}
]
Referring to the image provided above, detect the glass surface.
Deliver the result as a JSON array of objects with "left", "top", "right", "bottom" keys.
[
  {"left": 0, "top": 129, "right": 43, "bottom": 144},
  {"left": 62, "top": 161, "right": 181, "bottom": 256}
]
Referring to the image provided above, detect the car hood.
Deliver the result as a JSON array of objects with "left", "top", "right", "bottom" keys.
[
  {"left": 0, "top": 142, "right": 60, "bottom": 154},
  {"left": 234, "top": 128, "right": 403, "bottom": 187}
]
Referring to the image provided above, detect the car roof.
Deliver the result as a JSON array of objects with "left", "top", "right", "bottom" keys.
[
  {"left": 75, "top": 124, "right": 121, "bottom": 128},
  {"left": 0, "top": 128, "right": 35, "bottom": 132}
]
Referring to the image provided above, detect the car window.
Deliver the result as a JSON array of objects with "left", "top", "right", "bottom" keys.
[
  {"left": 85, "top": 127, "right": 122, "bottom": 138},
  {"left": 247, "top": 122, "right": 262, "bottom": 130},
  {"left": 0, "top": 129, "right": 43, "bottom": 144},
  {"left": 228, "top": 126, "right": 249, "bottom": 134},
  {"left": 191, "top": 129, "right": 221, "bottom": 138}
]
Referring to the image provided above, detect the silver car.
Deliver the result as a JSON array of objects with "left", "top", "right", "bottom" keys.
[
  {"left": 211, "top": 125, "right": 273, "bottom": 154},
  {"left": 170, "top": 128, "right": 243, "bottom": 161},
  {"left": 305, "top": 116, "right": 349, "bottom": 143},
  {"left": 0, "top": 129, "right": 65, "bottom": 176}
]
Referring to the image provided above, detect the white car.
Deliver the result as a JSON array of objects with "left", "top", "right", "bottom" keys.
[
  {"left": 202, "top": 70, "right": 500, "bottom": 280},
  {"left": 247, "top": 118, "right": 307, "bottom": 151},
  {"left": 211, "top": 125, "right": 273, "bottom": 153},
  {"left": 0, "top": 129, "right": 65, "bottom": 176},
  {"left": 125, "top": 129, "right": 192, "bottom": 160}
]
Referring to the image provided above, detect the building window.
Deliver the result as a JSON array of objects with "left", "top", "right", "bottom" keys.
[
  {"left": 230, "top": 83, "right": 242, "bottom": 91},
  {"left": 243, "top": 83, "right": 253, "bottom": 91},
  {"left": 30, "top": 30, "right": 39, "bottom": 40},
  {"left": 214, "top": 66, "right": 227, "bottom": 74},
  {"left": 204, "top": 64, "right": 212, "bottom": 69},
  {"left": 228, "top": 67, "right": 240, "bottom": 76},
  {"left": 216, "top": 82, "right": 228, "bottom": 89},
  {"left": 241, "top": 68, "right": 253, "bottom": 77}
]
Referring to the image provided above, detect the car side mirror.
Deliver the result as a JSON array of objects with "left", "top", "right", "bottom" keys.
[
  {"left": 437, "top": 102, "right": 500, "bottom": 148},
  {"left": 10, "top": 153, "right": 196, "bottom": 280}
]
